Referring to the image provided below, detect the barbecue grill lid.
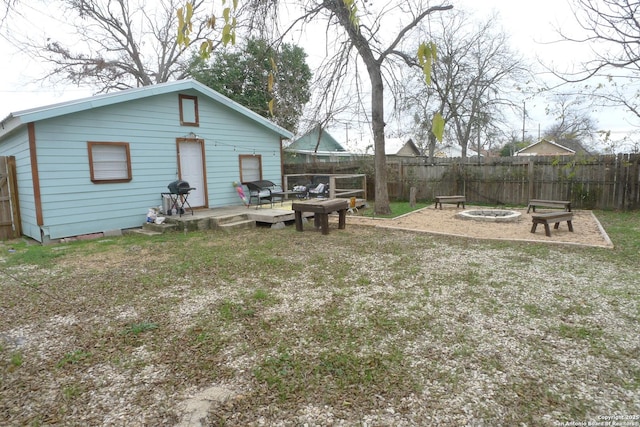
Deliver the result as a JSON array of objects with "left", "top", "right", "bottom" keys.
[{"left": 168, "top": 180, "right": 194, "bottom": 193}]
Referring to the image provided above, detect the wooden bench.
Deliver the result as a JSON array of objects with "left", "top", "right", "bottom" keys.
[
  {"left": 434, "top": 195, "right": 466, "bottom": 209},
  {"left": 292, "top": 199, "right": 348, "bottom": 235},
  {"left": 527, "top": 199, "right": 571, "bottom": 213},
  {"left": 530, "top": 212, "right": 574, "bottom": 237}
]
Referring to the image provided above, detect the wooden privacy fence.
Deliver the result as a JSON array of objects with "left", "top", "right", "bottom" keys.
[
  {"left": 0, "top": 156, "right": 21, "bottom": 240},
  {"left": 284, "top": 153, "right": 640, "bottom": 210}
]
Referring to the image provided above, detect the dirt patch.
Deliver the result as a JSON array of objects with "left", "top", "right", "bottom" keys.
[{"left": 347, "top": 206, "right": 612, "bottom": 248}]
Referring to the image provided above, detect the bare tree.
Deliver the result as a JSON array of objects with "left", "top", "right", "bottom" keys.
[
  {"left": 542, "top": 93, "right": 598, "bottom": 153},
  {"left": 242, "top": 1, "right": 453, "bottom": 214},
  {"left": 401, "top": 11, "right": 528, "bottom": 160},
  {"left": 10, "top": 0, "right": 222, "bottom": 92},
  {"left": 1, "top": 0, "right": 15, "bottom": 27},
  {"left": 560, "top": 0, "right": 640, "bottom": 79},
  {"left": 553, "top": 0, "right": 640, "bottom": 127}
]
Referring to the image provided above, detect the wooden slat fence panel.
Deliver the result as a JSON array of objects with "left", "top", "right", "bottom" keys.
[
  {"left": 0, "top": 156, "right": 21, "bottom": 240},
  {"left": 284, "top": 153, "right": 640, "bottom": 210}
]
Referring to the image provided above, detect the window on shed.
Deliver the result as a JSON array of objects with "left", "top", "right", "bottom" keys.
[
  {"left": 179, "top": 94, "right": 199, "bottom": 126},
  {"left": 239, "top": 155, "right": 262, "bottom": 183},
  {"left": 87, "top": 142, "right": 132, "bottom": 183}
]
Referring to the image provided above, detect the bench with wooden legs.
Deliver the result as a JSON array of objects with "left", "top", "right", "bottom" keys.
[
  {"left": 434, "top": 195, "right": 466, "bottom": 210},
  {"left": 530, "top": 211, "right": 574, "bottom": 237},
  {"left": 527, "top": 199, "right": 571, "bottom": 213}
]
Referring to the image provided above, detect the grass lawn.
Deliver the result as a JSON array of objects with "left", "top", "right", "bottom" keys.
[
  {"left": 360, "top": 201, "right": 431, "bottom": 218},
  {"left": 1, "top": 210, "right": 638, "bottom": 426}
]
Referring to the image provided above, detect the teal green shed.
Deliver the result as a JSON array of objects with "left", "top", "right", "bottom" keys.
[{"left": 0, "top": 79, "right": 292, "bottom": 243}]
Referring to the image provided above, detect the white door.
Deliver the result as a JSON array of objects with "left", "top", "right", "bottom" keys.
[{"left": 177, "top": 139, "right": 206, "bottom": 208}]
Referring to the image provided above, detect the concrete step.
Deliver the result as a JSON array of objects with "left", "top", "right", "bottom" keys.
[
  {"left": 129, "top": 228, "right": 163, "bottom": 237},
  {"left": 142, "top": 222, "right": 179, "bottom": 234}
]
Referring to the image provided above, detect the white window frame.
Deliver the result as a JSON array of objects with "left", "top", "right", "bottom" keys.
[
  {"left": 87, "top": 142, "right": 132, "bottom": 183},
  {"left": 239, "top": 154, "right": 262, "bottom": 183},
  {"left": 179, "top": 94, "right": 199, "bottom": 126}
]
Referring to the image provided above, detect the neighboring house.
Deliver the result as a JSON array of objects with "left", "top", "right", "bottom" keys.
[
  {"left": 0, "top": 79, "right": 292, "bottom": 243},
  {"left": 433, "top": 143, "right": 481, "bottom": 158},
  {"left": 285, "top": 125, "right": 355, "bottom": 163},
  {"left": 384, "top": 138, "right": 483, "bottom": 159},
  {"left": 515, "top": 139, "right": 576, "bottom": 156},
  {"left": 385, "top": 137, "right": 421, "bottom": 157}
]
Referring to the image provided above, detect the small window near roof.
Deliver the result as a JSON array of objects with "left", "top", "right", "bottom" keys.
[
  {"left": 87, "top": 142, "right": 132, "bottom": 183},
  {"left": 179, "top": 94, "right": 199, "bottom": 126}
]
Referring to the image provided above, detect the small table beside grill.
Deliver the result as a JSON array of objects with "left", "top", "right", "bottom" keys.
[
  {"left": 162, "top": 180, "right": 195, "bottom": 217},
  {"left": 292, "top": 199, "right": 348, "bottom": 235}
]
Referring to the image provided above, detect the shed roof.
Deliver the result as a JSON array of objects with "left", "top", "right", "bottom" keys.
[{"left": 0, "top": 79, "right": 293, "bottom": 139}]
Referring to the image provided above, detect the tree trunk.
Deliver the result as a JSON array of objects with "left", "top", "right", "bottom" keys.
[
  {"left": 428, "top": 131, "right": 437, "bottom": 163},
  {"left": 326, "top": 0, "right": 392, "bottom": 215},
  {"left": 370, "top": 68, "right": 392, "bottom": 215}
]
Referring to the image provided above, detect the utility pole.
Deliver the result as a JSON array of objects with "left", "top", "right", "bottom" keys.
[
  {"left": 522, "top": 101, "right": 526, "bottom": 143},
  {"left": 345, "top": 123, "right": 349, "bottom": 146}
]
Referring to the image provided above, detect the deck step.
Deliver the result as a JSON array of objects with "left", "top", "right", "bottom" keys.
[
  {"left": 213, "top": 214, "right": 251, "bottom": 226},
  {"left": 218, "top": 219, "right": 256, "bottom": 231}
]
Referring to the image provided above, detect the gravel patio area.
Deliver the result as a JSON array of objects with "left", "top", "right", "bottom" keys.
[{"left": 347, "top": 206, "right": 613, "bottom": 248}]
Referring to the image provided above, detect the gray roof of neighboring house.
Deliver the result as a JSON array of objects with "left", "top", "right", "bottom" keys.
[
  {"left": 287, "top": 126, "right": 347, "bottom": 153},
  {"left": 0, "top": 79, "right": 293, "bottom": 140}
]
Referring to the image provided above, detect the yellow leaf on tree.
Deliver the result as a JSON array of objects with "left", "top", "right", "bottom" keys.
[
  {"left": 423, "top": 61, "right": 431, "bottom": 85},
  {"left": 222, "top": 24, "right": 232, "bottom": 45},
  {"left": 267, "top": 73, "right": 274, "bottom": 92},
  {"left": 199, "top": 41, "right": 213, "bottom": 59},
  {"left": 432, "top": 113, "right": 445, "bottom": 142},
  {"left": 185, "top": 2, "right": 193, "bottom": 22}
]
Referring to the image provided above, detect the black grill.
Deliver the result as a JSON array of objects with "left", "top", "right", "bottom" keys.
[{"left": 168, "top": 180, "right": 195, "bottom": 195}]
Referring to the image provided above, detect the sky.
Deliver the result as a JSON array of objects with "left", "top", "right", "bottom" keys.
[{"left": 0, "top": 0, "right": 636, "bottom": 151}]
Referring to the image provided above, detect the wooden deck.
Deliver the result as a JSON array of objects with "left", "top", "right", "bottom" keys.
[{"left": 152, "top": 199, "right": 366, "bottom": 233}]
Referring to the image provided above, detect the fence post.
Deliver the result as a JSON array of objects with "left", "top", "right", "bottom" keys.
[{"left": 528, "top": 159, "right": 535, "bottom": 200}]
